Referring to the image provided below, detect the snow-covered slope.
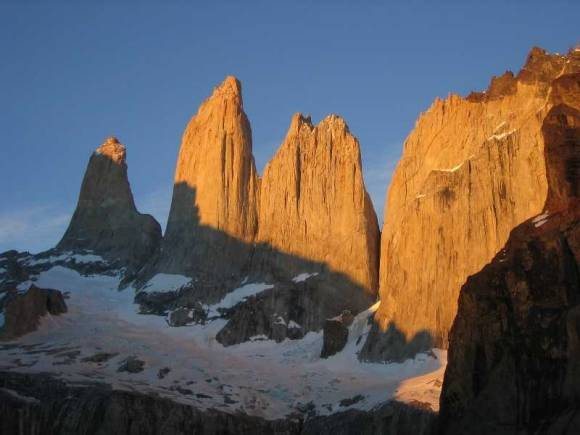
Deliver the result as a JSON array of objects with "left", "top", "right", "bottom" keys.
[{"left": 0, "top": 265, "right": 445, "bottom": 419}]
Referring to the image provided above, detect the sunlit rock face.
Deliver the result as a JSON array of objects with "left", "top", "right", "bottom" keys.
[
  {"left": 57, "top": 137, "right": 161, "bottom": 272},
  {"left": 143, "top": 77, "right": 379, "bottom": 295},
  {"left": 254, "top": 114, "right": 380, "bottom": 295},
  {"left": 135, "top": 78, "right": 378, "bottom": 338},
  {"left": 152, "top": 76, "right": 260, "bottom": 280},
  {"left": 363, "top": 47, "right": 580, "bottom": 359},
  {"left": 439, "top": 72, "right": 580, "bottom": 434}
]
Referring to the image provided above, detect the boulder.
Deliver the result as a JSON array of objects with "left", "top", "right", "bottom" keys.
[
  {"left": 320, "top": 310, "right": 354, "bottom": 358},
  {"left": 0, "top": 285, "right": 67, "bottom": 340},
  {"left": 117, "top": 356, "right": 145, "bottom": 374}
]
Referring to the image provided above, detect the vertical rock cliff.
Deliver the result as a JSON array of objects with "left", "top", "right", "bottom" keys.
[
  {"left": 362, "top": 47, "right": 580, "bottom": 361},
  {"left": 152, "top": 76, "right": 260, "bottom": 281},
  {"left": 254, "top": 114, "right": 379, "bottom": 294},
  {"left": 137, "top": 78, "right": 379, "bottom": 342},
  {"left": 57, "top": 137, "right": 161, "bottom": 272},
  {"left": 439, "top": 70, "right": 580, "bottom": 434},
  {"left": 143, "top": 78, "right": 378, "bottom": 297}
]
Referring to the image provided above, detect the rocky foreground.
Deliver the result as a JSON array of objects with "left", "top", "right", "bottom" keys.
[{"left": 0, "top": 371, "right": 436, "bottom": 435}]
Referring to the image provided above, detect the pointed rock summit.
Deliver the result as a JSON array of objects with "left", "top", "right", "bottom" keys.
[
  {"left": 152, "top": 76, "right": 260, "bottom": 280},
  {"left": 57, "top": 137, "right": 161, "bottom": 271},
  {"left": 254, "top": 113, "right": 379, "bottom": 294},
  {"left": 362, "top": 47, "right": 580, "bottom": 361}
]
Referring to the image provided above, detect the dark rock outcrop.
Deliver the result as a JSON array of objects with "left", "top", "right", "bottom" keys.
[
  {"left": 302, "top": 400, "right": 436, "bottom": 435},
  {"left": 320, "top": 310, "right": 354, "bottom": 358},
  {"left": 0, "top": 371, "right": 436, "bottom": 435},
  {"left": 439, "top": 207, "right": 580, "bottom": 434},
  {"left": 117, "top": 356, "right": 145, "bottom": 374},
  {"left": 216, "top": 277, "right": 370, "bottom": 346},
  {"left": 0, "top": 250, "right": 31, "bottom": 291},
  {"left": 57, "top": 137, "right": 161, "bottom": 274},
  {"left": 360, "top": 322, "right": 433, "bottom": 364},
  {"left": 0, "top": 285, "right": 67, "bottom": 340},
  {"left": 0, "top": 371, "right": 300, "bottom": 435},
  {"left": 167, "top": 304, "right": 207, "bottom": 327},
  {"left": 439, "top": 72, "right": 580, "bottom": 434}
]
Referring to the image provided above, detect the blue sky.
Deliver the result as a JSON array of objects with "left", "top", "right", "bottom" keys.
[{"left": 1, "top": 1, "right": 578, "bottom": 253}]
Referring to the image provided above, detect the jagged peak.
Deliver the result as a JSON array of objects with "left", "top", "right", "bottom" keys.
[
  {"left": 95, "top": 136, "right": 126, "bottom": 163},
  {"left": 462, "top": 46, "right": 578, "bottom": 102},
  {"left": 318, "top": 113, "right": 350, "bottom": 133},
  {"left": 289, "top": 112, "right": 313, "bottom": 131},
  {"left": 288, "top": 112, "right": 351, "bottom": 136},
  {"left": 211, "top": 75, "right": 242, "bottom": 100},
  {"left": 194, "top": 76, "right": 245, "bottom": 117}
]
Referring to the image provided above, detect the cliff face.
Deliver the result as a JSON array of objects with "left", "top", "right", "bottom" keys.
[
  {"left": 142, "top": 78, "right": 378, "bottom": 297},
  {"left": 364, "top": 48, "right": 580, "bottom": 359},
  {"left": 154, "top": 76, "right": 260, "bottom": 280},
  {"left": 57, "top": 137, "right": 161, "bottom": 272},
  {"left": 254, "top": 114, "right": 379, "bottom": 294},
  {"left": 439, "top": 71, "right": 580, "bottom": 434}
]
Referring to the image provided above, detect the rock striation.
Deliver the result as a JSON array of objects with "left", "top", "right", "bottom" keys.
[
  {"left": 0, "top": 285, "right": 67, "bottom": 340},
  {"left": 254, "top": 114, "right": 379, "bottom": 294},
  {"left": 439, "top": 71, "right": 580, "bottom": 434},
  {"left": 150, "top": 76, "right": 260, "bottom": 281},
  {"left": 363, "top": 47, "right": 580, "bottom": 361},
  {"left": 57, "top": 137, "right": 161, "bottom": 273}
]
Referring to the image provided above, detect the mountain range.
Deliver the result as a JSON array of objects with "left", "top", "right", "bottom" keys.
[{"left": 0, "top": 46, "right": 578, "bottom": 435}]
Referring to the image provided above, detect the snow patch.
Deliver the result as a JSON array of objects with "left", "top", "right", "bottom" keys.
[
  {"left": 435, "top": 155, "right": 474, "bottom": 173},
  {"left": 0, "top": 268, "right": 446, "bottom": 419},
  {"left": 292, "top": 272, "right": 319, "bottom": 283},
  {"left": 0, "top": 387, "right": 41, "bottom": 404},
  {"left": 26, "top": 252, "right": 105, "bottom": 266},
  {"left": 532, "top": 211, "right": 550, "bottom": 228},
  {"left": 288, "top": 320, "right": 302, "bottom": 329},
  {"left": 274, "top": 315, "right": 286, "bottom": 326},
  {"left": 141, "top": 273, "right": 191, "bottom": 293},
  {"left": 487, "top": 129, "right": 516, "bottom": 141},
  {"left": 207, "top": 282, "right": 273, "bottom": 316},
  {"left": 493, "top": 121, "right": 507, "bottom": 133}
]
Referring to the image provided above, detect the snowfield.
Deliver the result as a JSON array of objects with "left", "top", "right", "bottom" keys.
[{"left": 0, "top": 265, "right": 446, "bottom": 419}]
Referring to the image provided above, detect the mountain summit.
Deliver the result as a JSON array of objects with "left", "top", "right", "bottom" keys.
[
  {"left": 152, "top": 75, "right": 260, "bottom": 281},
  {"left": 57, "top": 137, "right": 161, "bottom": 272}
]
